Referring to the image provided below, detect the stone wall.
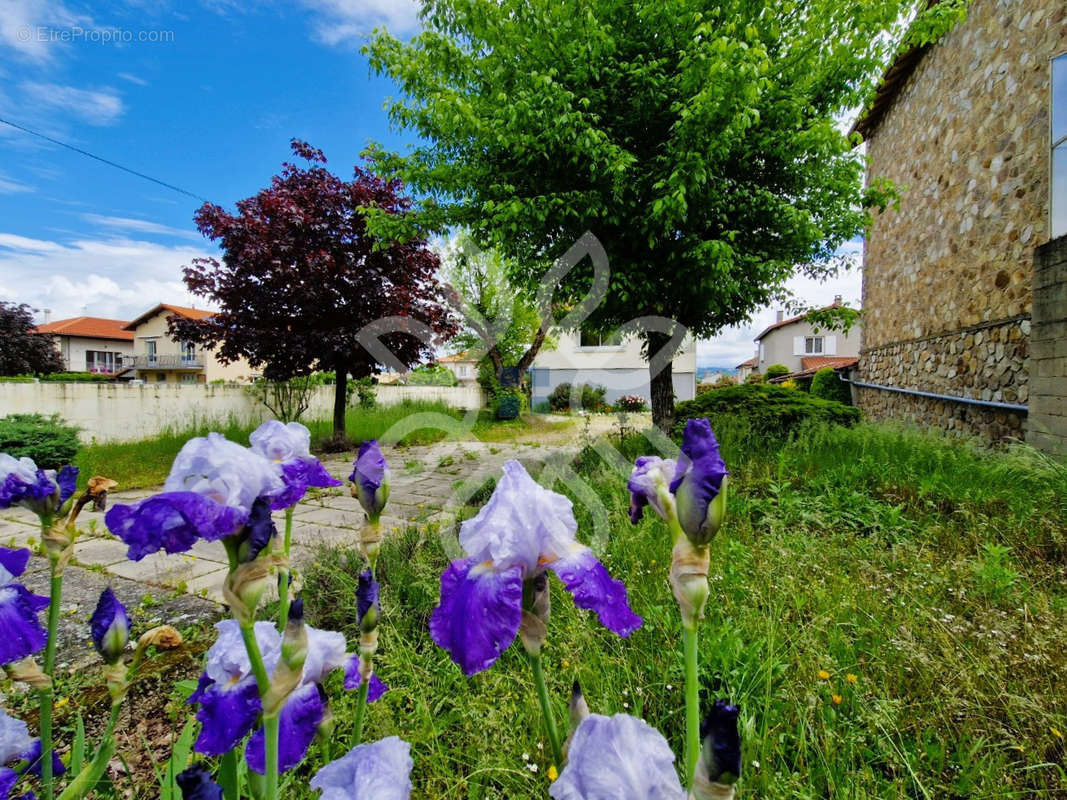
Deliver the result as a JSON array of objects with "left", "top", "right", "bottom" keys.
[
  {"left": 858, "top": 315, "right": 1030, "bottom": 439},
  {"left": 863, "top": 0, "right": 1066, "bottom": 349},
  {"left": 1027, "top": 236, "right": 1067, "bottom": 453}
]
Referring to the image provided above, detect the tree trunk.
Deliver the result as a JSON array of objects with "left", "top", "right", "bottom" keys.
[
  {"left": 333, "top": 361, "right": 348, "bottom": 439},
  {"left": 647, "top": 331, "right": 676, "bottom": 433}
]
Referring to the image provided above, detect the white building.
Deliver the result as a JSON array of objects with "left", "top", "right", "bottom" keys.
[
  {"left": 35, "top": 315, "right": 135, "bottom": 374},
  {"left": 530, "top": 328, "right": 696, "bottom": 407}
]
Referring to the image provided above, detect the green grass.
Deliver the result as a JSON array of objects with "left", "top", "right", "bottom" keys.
[
  {"left": 292, "top": 420, "right": 1067, "bottom": 799},
  {"left": 74, "top": 402, "right": 465, "bottom": 488}
]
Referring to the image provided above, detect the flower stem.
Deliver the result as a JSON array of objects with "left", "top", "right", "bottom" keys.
[
  {"left": 528, "top": 653, "right": 563, "bottom": 768},
  {"left": 38, "top": 563, "right": 63, "bottom": 800},
  {"left": 682, "top": 623, "right": 700, "bottom": 788},
  {"left": 276, "top": 508, "right": 295, "bottom": 630},
  {"left": 351, "top": 678, "right": 371, "bottom": 746},
  {"left": 239, "top": 622, "right": 278, "bottom": 800}
]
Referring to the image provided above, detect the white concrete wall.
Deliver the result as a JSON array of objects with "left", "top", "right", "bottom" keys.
[{"left": 0, "top": 383, "right": 485, "bottom": 443}]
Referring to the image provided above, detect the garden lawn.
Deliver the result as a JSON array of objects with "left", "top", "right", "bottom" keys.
[{"left": 295, "top": 420, "right": 1067, "bottom": 799}]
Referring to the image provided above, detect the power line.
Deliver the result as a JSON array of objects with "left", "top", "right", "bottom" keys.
[{"left": 0, "top": 115, "right": 212, "bottom": 204}]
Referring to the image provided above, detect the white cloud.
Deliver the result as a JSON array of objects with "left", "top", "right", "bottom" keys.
[
  {"left": 0, "top": 172, "right": 33, "bottom": 194},
  {"left": 20, "top": 81, "right": 124, "bottom": 125},
  {"left": 298, "top": 0, "right": 421, "bottom": 44},
  {"left": 0, "top": 0, "right": 92, "bottom": 61},
  {"left": 0, "top": 232, "right": 214, "bottom": 320},
  {"left": 117, "top": 71, "right": 148, "bottom": 86},
  {"left": 81, "top": 214, "right": 202, "bottom": 240}
]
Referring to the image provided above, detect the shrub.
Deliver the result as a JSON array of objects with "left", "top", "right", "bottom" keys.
[
  {"left": 38, "top": 372, "right": 114, "bottom": 383},
  {"left": 0, "top": 413, "right": 80, "bottom": 468},
  {"left": 355, "top": 377, "right": 377, "bottom": 409},
  {"left": 673, "top": 383, "right": 860, "bottom": 442},
  {"left": 764, "top": 363, "right": 791, "bottom": 381},
  {"left": 810, "top": 366, "right": 853, "bottom": 405},
  {"left": 408, "top": 363, "right": 458, "bottom": 386},
  {"left": 0, "top": 375, "right": 35, "bottom": 383},
  {"left": 745, "top": 372, "right": 764, "bottom": 384},
  {"left": 615, "top": 394, "right": 646, "bottom": 411},
  {"left": 494, "top": 387, "right": 523, "bottom": 419}
]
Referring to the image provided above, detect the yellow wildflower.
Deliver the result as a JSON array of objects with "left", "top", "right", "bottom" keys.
[
  {"left": 54, "top": 696, "right": 69, "bottom": 710},
  {"left": 1052, "top": 727, "right": 1063, "bottom": 740},
  {"left": 548, "top": 765, "right": 558, "bottom": 781},
  {"left": 846, "top": 673, "right": 858, "bottom": 685},
  {"left": 561, "top": 659, "right": 570, "bottom": 669},
  {"left": 817, "top": 669, "right": 831, "bottom": 681},
  {"left": 831, "top": 694, "right": 842, "bottom": 705}
]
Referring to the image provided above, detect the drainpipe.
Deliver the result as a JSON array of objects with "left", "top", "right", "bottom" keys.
[{"left": 840, "top": 370, "right": 1028, "bottom": 412}]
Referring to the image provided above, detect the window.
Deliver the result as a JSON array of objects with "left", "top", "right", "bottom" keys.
[
  {"left": 181, "top": 341, "right": 197, "bottom": 364},
  {"left": 180, "top": 373, "right": 197, "bottom": 385},
  {"left": 145, "top": 339, "right": 157, "bottom": 363},
  {"left": 156, "top": 372, "right": 166, "bottom": 382},
  {"left": 1052, "top": 52, "right": 1067, "bottom": 239},
  {"left": 578, "top": 328, "right": 623, "bottom": 348},
  {"left": 458, "top": 365, "right": 470, "bottom": 377},
  {"left": 805, "top": 336, "right": 824, "bottom": 354},
  {"left": 758, "top": 343, "right": 765, "bottom": 363},
  {"left": 85, "top": 351, "right": 117, "bottom": 373}
]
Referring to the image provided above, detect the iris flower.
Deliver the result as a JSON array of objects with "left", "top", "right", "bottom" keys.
[
  {"left": 310, "top": 736, "right": 413, "bottom": 800},
  {"left": 0, "top": 455, "right": 77, "bottom": 521},
  {"left": 549, "top": 713, "right": 685, "bottom": 800},
  {"left": 430, "top": 460, "right": 641, "bottom": 675},
  {"left": 0, "top": 708, "right": 32, "bottom": 800},
  {"left": 628, "top": 418, "right": 728, "bottom": 545},
  {"left": 349, "top": 440, "right": 390, "bottom": 522},
  {"left": 176, "top": 766, "right": 222, "bottom": 800},
  {"left": 0, "top": 548, "right": 48, "bottom": 667},
  {"left": 106, "top": 433, "right": 284, "bottom": 560},
  {"left": 189, "top": 618, "right": 382, "bottom": 773},
  {"left": 249, "top": 420, "right": 341, "bottom": 509},
  {"left": 89, "top": 588, "right": 130, "bottom": 665}
]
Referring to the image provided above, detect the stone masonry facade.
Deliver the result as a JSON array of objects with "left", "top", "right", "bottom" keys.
[
  {"left": 859, "top": 0, "right": 1067, "bottom": 445},
  {"left": 1029, "top": 237, "right": 1067, "bottom": 454}
]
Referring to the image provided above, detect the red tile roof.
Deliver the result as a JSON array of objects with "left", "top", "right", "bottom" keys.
[
  {"left": 35, "top": 317, "right": 134, "bottom": 341},
  {"left": 439, "top": 351, "right": 475, "bottom": 363},
  {"left": 736, "top": 356, "right": 758, "bottom": 369},
  {"left": 123, "top": 303, "right": 216, "bottom": 330},
  {"left": 800, "top": 356, "right": 860, "bottom": 371},
  {"left": 753, "top": 301, "right": 846, "bottom": 342}
]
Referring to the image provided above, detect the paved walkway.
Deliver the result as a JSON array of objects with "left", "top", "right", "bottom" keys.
[{"left": 0, "top": 417, "right": 635, "bottom": 605}]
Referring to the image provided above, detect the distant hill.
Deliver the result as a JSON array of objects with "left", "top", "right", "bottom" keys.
[{"left": 696, "top": 366, "right": 739, "bottom": 383}]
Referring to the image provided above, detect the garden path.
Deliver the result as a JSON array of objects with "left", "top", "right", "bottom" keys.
[{"left": 0, "top": 414, "right": 631, "bottom": 607}]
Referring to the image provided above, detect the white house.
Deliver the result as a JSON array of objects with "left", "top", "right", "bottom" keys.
[
  {"left": 439, "top": 351, "right": 480, "bottom": 383},
  {"left": 752, "top": 299, "right": 861, "bottom": 375},
  {"left": 530, "top": 328, "right": 696, "bottom": 407},
  {"left": 35, "top": 315, "right": 135, "bottom": 374}
]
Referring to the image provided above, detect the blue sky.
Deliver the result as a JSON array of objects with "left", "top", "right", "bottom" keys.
[{"left": 0, "top": 0, "right": 860, "bottom": 366}]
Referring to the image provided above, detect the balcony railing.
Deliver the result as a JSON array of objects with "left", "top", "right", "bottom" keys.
[{"left": 130, "top": 354, "right": 204, "bottom": 369}]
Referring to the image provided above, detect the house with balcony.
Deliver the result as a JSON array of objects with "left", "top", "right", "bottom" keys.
[
  {"left": 34, "top": 315, "right": 135, "bottom": 374},
  {"left": 122, "top": 303, "right": 255, "bottom": 384},
  {"left": 751, "top": 299, "right": 861, "bottom": 376},
  {"left": 530, "top": 326, "right": 697, "bottom": 407}
]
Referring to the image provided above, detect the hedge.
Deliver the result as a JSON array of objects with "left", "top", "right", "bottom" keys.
[{"left": 0, "top": 413, "right": 80, "bottom": 469}]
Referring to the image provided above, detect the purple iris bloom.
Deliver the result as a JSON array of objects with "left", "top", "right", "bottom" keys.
[
  {"left": 342, "top": 657, "right": 389, "bottom": 702},
  {"left": 106, "top": 433, "right": 284, "bottom": 561},
  {"left": 190, "top": 620, "right": 350, "bottom": 774},
  {"left": 700, "top": 699, "right": 742, "bottom": 785},
  {"left": 549, "top": 713, "right": 685, "bottom": 800},
  {"left": 429, "top": 461, "right": 641, "bottom": 676},
  {"left": 250, "top": 421, "right": 341, "bottom": 509},
  {"left": 0, "top": 769, "right": 16, "bottom": 800},
  {"left": 89, "top": 587, "right": 130, "bottom": 664},
  {"left": 310, "top": 736, "right": 413, "bottom": 800},
  {"left": 626, "top": 456, "right": 677, "bottom": 525},
  {"left": 0, "top": 548, "right": 49, "bottom": 666},
  {"left": 13, "top": 740, "right": 64, "bottom": 780},
  {"left": 176, "top": 766, "right": 223, "bottom": 800},
  {"left": 0, "top": 455, "right": 78, "bottom": 520},
  {"left": 670, "top": 419, "right": 729, "bottom": 545},
  {"left": 349, "top": 441, "right": 390, "bottom": 521},
  {"left": 0, "top": 708, "right": 32, "bottom": 775}
]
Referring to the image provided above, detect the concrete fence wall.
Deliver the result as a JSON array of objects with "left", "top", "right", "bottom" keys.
[
  {"left": 0, "top": 382, "right": 486, "bottom": 443},
  {"left": 1027, "top": 236, "right": 1067, "bottom": 455}
]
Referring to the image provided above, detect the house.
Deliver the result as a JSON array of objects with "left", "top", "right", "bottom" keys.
[
  {"left": 735, "top": 357, "right": 759, "bottom": 382},
  {"left": 439, "top": 351, "right": 480, "bottom": 383},
  {"left": 530, "top": 327, "right": 697, "bottom": 407},
  {"left": 852, "top": 0, "right": 1066, "bottom": 450},
  {"left": 751, "top": 298, "right": 861, "bottom": 375},
  {"left": 34, "top": 314, "right": 134, "bottom": 374},
  {"left": 122, "top": 303, "right": 255, "bottom": 384}
]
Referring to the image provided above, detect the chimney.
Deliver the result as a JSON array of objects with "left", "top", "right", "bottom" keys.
[
  {"left": 43, "top": 309, "right": 52, "bottom": 324},
  {"left": 775, "top": 310, "right": 784, "bottom": 323},
  {"left": 833, "top": 295, "right": 842, "bottom": 306}
]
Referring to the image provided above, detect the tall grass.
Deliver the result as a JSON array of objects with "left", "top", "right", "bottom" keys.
[
  {"left": 295, "top": 420, "right": 1067, "bottom": 798},
  {"left": 75, "top": 401, "right": 463, "bottom": 489}
]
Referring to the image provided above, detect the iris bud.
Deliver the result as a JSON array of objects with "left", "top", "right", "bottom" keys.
[
  {"left": 90, "top": 587, "right": 130, "bottom": 665},
  {"left": 691, "top": 699, "right": 742, "bottom": 800}
]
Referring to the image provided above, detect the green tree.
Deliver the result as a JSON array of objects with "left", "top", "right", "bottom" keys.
[{"left": 366, "top": 0, "right": 937, "bottom": 429}]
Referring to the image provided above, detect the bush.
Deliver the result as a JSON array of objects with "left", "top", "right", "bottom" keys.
[
  {"left": 494, "top": 387, "right": 523, "bottom": 419},
  {"left": 408, "top": 363, "right": 458, "bottom": 386},
  {"left": 37, "top": 372, "right": 114, "bottom": 383},
  {"left": 673, "top": 383, "right": 860, "bottom": 442},
  {"left": 809, "top": 366, "right": 853, "bottom": 405},
  {"left": 615, "top": 394, "right": 646, "bottom": 411},
  {"left": 548, "top": 382, "right": 608, "bottom": 412},
  {"left": 764, "top": 363, "right": 791, "bottom": 381},
  {"left": 355, "top": 377, "right": 376, "bottom": 409},
  {"left": 0, "top": 375, "right": 35, "bottom": 383},
  {"left": 0, "top": 413, "right": 80, "bottom": 469},
  {"left": 745, "top": 372, "right": 764, "bottom": 384}
]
